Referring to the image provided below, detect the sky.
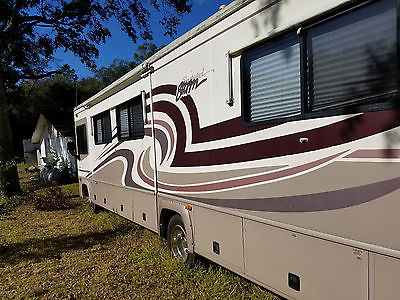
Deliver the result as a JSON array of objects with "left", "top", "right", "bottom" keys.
[{"left": 53, "top": 0, "right": 235, "bottom": 79}]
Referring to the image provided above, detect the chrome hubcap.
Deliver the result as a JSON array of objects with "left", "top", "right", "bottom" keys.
[{"left": 170, "top": 224, "right": 189, "bottom": 261}]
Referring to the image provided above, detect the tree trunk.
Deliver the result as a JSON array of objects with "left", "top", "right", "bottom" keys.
[{"left": 0, "top": 75, "right": 21, "bottom": 195}]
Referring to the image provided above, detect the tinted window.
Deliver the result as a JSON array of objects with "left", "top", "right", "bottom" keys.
[
  {"left": 242, "top": 0, "right": 398, "bottom": 124},
  {"left": 307, "top": 0, "right": 397, "bottom": 112},
  {"left": 116, "top": 95, "right": 144, "bottom": 140},
  {"left": 93, "top": 111, "right": 112, "bottom": 145},
  {"left": 243, "top": 35, "right": 301, "bottom": 122},
  {"left": 76, "top": 124, "right": 88, "bottom": 154}
]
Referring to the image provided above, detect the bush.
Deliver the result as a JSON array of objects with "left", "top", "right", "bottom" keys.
[
  {"left": 0, "top": 194, "right": 23, "bottom": 216},
  {"left": 0, "top": 159, "right": 20, "bottom": 195},
  {"left": 41, "top": 148, "right": 75, "bottom": 184},
  {"left": 29, "top": 184, "right": 71, "bottom": 211}
]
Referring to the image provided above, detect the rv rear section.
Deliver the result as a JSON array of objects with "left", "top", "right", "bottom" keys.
[{"left": 73, "top": 0, "right": 400, "bottom": 299}]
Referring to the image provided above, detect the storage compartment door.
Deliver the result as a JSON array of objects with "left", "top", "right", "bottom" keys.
[
  {"left": 244, "top": 219, "right": 368, "bottom": 300},
  {"left": 373, "top": 253, "right": 400, "bottom": 300},
  {"left": 133, "top": 189, "right": 157, "bottom": 232},
  {"left": 193, "top": 206, "right": 244, "bottom": 274}
]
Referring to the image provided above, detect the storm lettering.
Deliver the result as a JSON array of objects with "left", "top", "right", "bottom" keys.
[{"left": 176, "top": 69, "right": 212, "bottom": 101}]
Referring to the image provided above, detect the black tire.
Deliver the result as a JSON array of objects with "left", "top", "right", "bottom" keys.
[
  {"left": 167, "top": 214, "right": 196, "bottom": 267},
  {"left": 91, "top": 202, "right": 101, "bottom": 214}
]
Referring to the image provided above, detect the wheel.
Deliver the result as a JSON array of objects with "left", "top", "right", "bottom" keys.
[
  {"left": 91, "top": 202, "right": 100, "bottom": 214},
  {"left": 167, "top": 214, "right": 195, "bottom": 266}
]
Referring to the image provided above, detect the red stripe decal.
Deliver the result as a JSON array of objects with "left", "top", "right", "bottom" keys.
[
  {"left": 155, "top": 151, "right": 346, "bottom": 193},
  {"left": 346, "top": 149, "right": 400, "bottom": 159},
  {"left": 182, "top": 176, "right": 400, "bottom": 212}
]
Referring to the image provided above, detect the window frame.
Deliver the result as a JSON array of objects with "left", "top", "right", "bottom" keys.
[
  {"left": 116, "top": 95, "right": 144, "bottom": 141},
  {"left": 76, "top": 124, "right": 88, "bottom": 155},
  {"left": 241, "top": 33, "right": 302, "bottom": 123},
  {"left": 93, "top": 110, "right": 112, "bottom": 145},
  {"left": 241, "top": 0, "right": 399, "bottom": 126}
]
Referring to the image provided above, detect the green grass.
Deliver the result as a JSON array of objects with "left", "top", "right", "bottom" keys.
[{"left": 0, "top": 166, "right": 281, "bottom": 299}]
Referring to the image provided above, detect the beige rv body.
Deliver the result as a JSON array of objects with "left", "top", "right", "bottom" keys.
[{"left": 74, "top": 0, "right": 400, "bottom": 298}]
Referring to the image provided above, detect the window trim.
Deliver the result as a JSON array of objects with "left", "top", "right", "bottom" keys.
[
  {"left": 93, "top": 111, "right": 112, "bottom": 145},
  {"left": 241, "top": 0, "right": 399, "bottom": 126},
  {"left": 116, "top": 95, "right": 145, "bottom": 141}
]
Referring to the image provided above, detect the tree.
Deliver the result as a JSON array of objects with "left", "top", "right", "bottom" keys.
[
  {"left": 0, "top": 0, "right": 191, "bottom": 195},
  {"left": 134, "top": 42, "right": 164, "bottom": 64},
  {"left": 94, "top": 59, "right": 136, "bottom": 87},
  {"left": 8, "top": 73, "right": 76, "bottom": 155},
  {"left": 9, "top": 69, "right": 77, "bottom": 134},
  {"left": 7, "top": 41, "right": 163, "bottom": 157}
]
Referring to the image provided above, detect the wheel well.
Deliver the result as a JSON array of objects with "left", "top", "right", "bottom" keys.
[
  {"left": 82, "top": 184, "right": 89, "bottom": 197},
  {"left": 159, "top": 209, "right": 179, "bottom": 238}
]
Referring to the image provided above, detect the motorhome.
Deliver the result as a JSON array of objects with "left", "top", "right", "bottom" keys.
[{"left": 73, "top": 0, "right": 400, "bottom": 298}]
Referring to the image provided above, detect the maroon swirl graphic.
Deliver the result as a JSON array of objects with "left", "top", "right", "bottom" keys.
[
  {"left": 182, "top": 176, "right": 400, "bottom": 212},
  {"left": 147, "top": 84, "right": 400, "bottom": 167},
  {"left": 138, "top": 150, "right": 346, "bottom": 193},
  {"left": 92, "top": 149, "right": 142, "bottom": 190}
]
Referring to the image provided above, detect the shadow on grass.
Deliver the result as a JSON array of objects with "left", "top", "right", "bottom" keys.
[
  {"left": 0, "top": 203, "right": 9, "bottom": 216},
  {"left": 193, "top": 254, "right": 283, "bottom": 300},
  {"left": 0, "top": 222, "right": 140, "bottom": 266}
]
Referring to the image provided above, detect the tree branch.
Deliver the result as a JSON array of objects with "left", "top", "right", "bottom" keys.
[
  {"left": 6, "top": 0, "right": 25, "bottom": 33},
  {"left": 18, "top": 70, "right": 59, "bottom": 80},
  {"left": 19, "top": 15, "right": 74, "bottom": 27}
]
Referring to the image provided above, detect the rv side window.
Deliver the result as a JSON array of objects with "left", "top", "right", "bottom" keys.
[
  {"left": 116, "top": 95, "right": 144, "bottom": 140},
  {"left": 93, "top": 111, "right": 112, "bottom": 145},
  {"left": 242, "top": 35, "right": 301, "bottom": 123},
  {"left": 242, "top": 0, "right": 398, "bottom": 124},
  {"left": 76, "top": 124, "right": 88, "bottom": 154},
  {"left": 306, "top": 0, "right": 397, "bottom": 112}
]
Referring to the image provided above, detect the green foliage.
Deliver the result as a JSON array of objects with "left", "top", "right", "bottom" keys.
[
  {"left": 11, "top": 73, "right": 75, "bottom": 112},
  {"left": 8, "top": 38, "right": 166, "bottom": 156},
  {"left": 28, "top": 184, "right": 71, "bottom": 211},
  {"left": 77, "top": 76, "right": 104, "bottom": 103},
  {"left": 0, "top": 194, "right": 23, "bottom": 218},
  {"left": 133, "top": 42, "right": 164, "bottom": 64},
  {"left": 79, "top": 41, "right": 162, "bottom": 98},
  {"left": 95, "top": 59, "right": 137, "bottom": 86},
  {"left": 59, "top": 156, "right": 72, "bottom": 179},
  {"left": 0, "top": 159, "right": 17, "bottom": 172},
  {"left": 8, "top": 73, "right": 77, "bottom": 151},
  {"left": 1, "top": 0, "right": 191, "bottom": 161},
  {"left": 1, "top": 0, "right": 191, "bottom": 87},
  {"left": 42, "top": 148, "right": 74, "bottom": 184},
  {"left": 42, "top": 148, "right": 60, "bottom": 169},
  {"left": 0, "top": 159, "right": 17, "bottom": 195},
  {"left": 8, "top": 41, "right": 164, "bottom": 153}
]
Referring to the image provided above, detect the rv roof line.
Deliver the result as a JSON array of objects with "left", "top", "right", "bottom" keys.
[{"left": 74, "top": 0, "right": 256, "bottom": 112}]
